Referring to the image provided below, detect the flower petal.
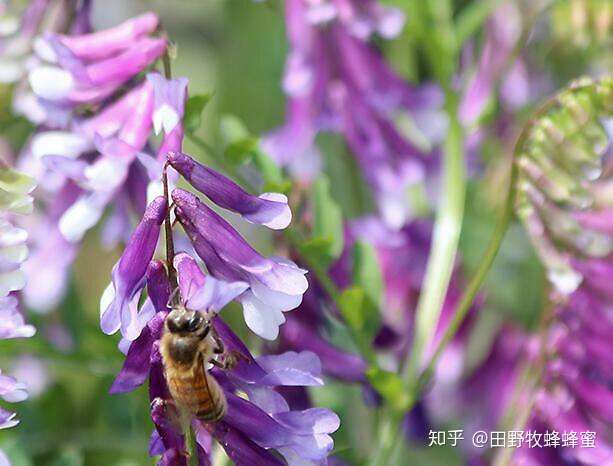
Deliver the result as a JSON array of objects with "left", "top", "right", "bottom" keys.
[
  {"left": 240, "top": 291, "right": 286, "bottom": 340},
  {"left": 168, "top": 153, "right": 292, "bottom": 230}
]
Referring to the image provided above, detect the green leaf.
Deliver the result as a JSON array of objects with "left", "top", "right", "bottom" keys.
[
  {"left": 252, "top": 147, "right": 286, "bottom": 189},
  {"left": 0, "top": 166, "right": 36, "bottom": 194},
  {"left": 338, "top": 284, "right": 380, "bottom": 347},
  {"left": 312, "top": 176, "right": 344, "bottom": 260},
  {"left": 351, "top": 242, "right": 382, "bottom": 340},
  {"left": 225, "top": 137, "right": 257, "bottom": 165},
  {"left": 220, "top": 115, "right": 291, "bottom": 191},
  {"left": 183, "top": 93, "right": 213, "bottom": 134},
  {"left": 366, "top": 367, "right": 410, "bottom": 412},
  {"left": 220, "top": 115, "right": 250, "bottom": 145},
  {"left": 297, "top": 236, "right": 337, "bottom": 270},
  {"left": 338, "top": 286, "right": 365, "bottom": 332}
]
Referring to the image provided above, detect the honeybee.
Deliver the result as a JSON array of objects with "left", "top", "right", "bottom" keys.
[{"left": 160, "top": 307, "right": 237, "bottom": 423}]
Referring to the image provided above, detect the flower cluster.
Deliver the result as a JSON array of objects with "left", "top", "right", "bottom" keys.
[
  {"left": 514, "top": 206, "right": 613, "bottom": 466},
  {"left": 264, "top": 0, "right": 443, "bottom": 228},
  {"left": 0, "top": 164, "right": 36, "bottom": 465},
  {"left": 14, "top": 12, "right": 179, "bottom": 312},
  {"left": 112, "top": 257, "right": 338, "bottom": 465},
  {"left": 103, "top": 146, "right": 339, "bottom": 463},
  {"left": 101, "top": 149, "right": 303, "bottom": 343}
]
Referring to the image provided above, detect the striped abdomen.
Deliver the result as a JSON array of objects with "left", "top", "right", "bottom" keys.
[{"left": 166, "top": 356, "right": 227, "bottom": 423}]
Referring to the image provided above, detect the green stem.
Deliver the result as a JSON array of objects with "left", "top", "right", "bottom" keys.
[
  {"left": 370, "top": 93, "right": 466, "bottom": 466},
  {"left": 371, "top": 410, "right": 406, "bottom": 466},
  {"left": 404, "top": 97, "right": 465, "bottom": 386},
  {"left": 417, "top": 157, "right": 517, "bottom": 389},
  {"left": 185, "top": 425, "right": 199, "bottom": 466}
]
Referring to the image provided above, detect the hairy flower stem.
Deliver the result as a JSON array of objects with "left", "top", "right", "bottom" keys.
[
  {"left": 161, "top": 49, "right": 198, "bottom": 463},
  {"left": 160, "top": 49, "right": 179, "bottom": 298},
  {"left": 162, "top": 164, "right": 179, "bottom": 299}
]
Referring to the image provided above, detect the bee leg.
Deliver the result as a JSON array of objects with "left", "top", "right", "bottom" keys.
[
  {"left": 209, "top": 326, "right": 249, "bottom": 369},
  {"left": 210, "top": 326, "right": 225, "bottom": 354},
  {"left": 210, "top": 359, "right": 226, "bottom": 369},
  {"left": 212, "top": 350, "right": 247, "bottom": 370}
]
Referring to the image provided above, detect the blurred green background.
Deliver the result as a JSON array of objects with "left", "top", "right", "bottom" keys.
[{"left": 0, "top": 0, "right": 610, "bottom": 465}]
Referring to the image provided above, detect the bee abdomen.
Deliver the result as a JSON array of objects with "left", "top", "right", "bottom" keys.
[{"left": 195, "top": 374, "right": 227, "bottom": 423}]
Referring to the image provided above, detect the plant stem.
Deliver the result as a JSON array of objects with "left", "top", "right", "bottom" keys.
[
  {"left": 370, "top": 90, "right": 466, "bottom": 465},
  {"left": 163, "top": 164, "right": 179, "bottom": 298},
  {"left": 371, "top": 410, "right": 406, "bottom": 466},
  {"left": 160, "top": 45, "right": 180, "bottom": 299},
  {"left": 185, "top": 425, "right": 199, "bottom": 466},
  {"left": 404, "top": 96, "right": 465, "bottom": 387},
  {"left": 417, "top": 156, "right": 517, "bottom": 389}
]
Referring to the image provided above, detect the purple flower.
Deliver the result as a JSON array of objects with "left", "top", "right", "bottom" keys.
[
  {"left": 21, "top": 181, "right": 79, "bottom": 312},
  {"left": 0, "top": 406, "right": 18, "bottom": 430},
  {"left": 148, "top": 74, "right": 189, "bottom": 144},
  {"left": 174, "top": 253, "right": 249, "bottom": 314},
  {"left": 0, "top": 0, "right": 54, "bottom": 84},
  {"left": 514, "top": 262, "right": 613, "bottom": 466},
  {"left": 0, "top": 165, "right": 36, "bottom": 466},
  {"left": 173, "top": 188, "right": 308, "bottom": 339},
  {"left": 42, "top": 12, "right": 159, "bottom": 62},
  {"left": 297, "top": 0, "right": 406, "bottom": 39},
  {"left": 29, "top": 13, "right": 165, "bottom": 106},
  {"left": 263, "top": 0, "right": 443, "bottom": 227},
  {"left": 280, "top": 315, "right": 367, "bottom": 383},
  {"left": 111, "top": 259, "right": 339, "bottom": 465},
  {"left": 0, "top": 372, "right": 27, "bottom": 403},
  {"left": 48, "top": 81, "right": 155, "bottom": 242},
  {"left": 168, "top": 151, "right": 292, "bottom": 230},
  {"left": 0, "top": 296, "right": 35, "bottom": 339},
  {"left": 100, "top": 196, "right": 167, "bottom": 340},
  {"left": 110, "top": 260, "right": 170, "bottom": 394}
]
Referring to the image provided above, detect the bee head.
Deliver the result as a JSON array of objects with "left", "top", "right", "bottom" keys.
[{"left": 166, "top": 308, "right": 209, "bottom": 337}]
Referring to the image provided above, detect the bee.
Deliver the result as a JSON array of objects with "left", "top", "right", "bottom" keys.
[{"left": 160, "top": 307, "right": 236, "bottom": 423}]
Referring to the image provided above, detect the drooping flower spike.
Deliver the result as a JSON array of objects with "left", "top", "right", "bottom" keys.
[
  {"left": 0, "top": 165, "right": 36, "bottom": 464},
  {"left": 264, "top": 0, "right": 444, "bottom": 228},
  {"left": 15, "top": 12, "right": 184, "bottom": 313},
  {"left": 29, "top": 12, "right": 165, "bottom": 106},
  {"left": 458, "top": 2, "right": 529, "bottom": 125}
]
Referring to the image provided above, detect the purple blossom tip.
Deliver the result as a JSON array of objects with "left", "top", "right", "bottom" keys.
[
  {"left": 168, "top": 152, "right": 292, "bottom": 230},
  {"left": 144, "top": 196, "right": 168, "bottom": 224},
  {"left": 100, "top": 197, "right": 167, "bottom": 340}
]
